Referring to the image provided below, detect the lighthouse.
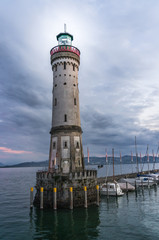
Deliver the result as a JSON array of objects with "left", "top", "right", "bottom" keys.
[
  {"left": 49, "top": 26, "right": 84, "bottom": 174},
  {"left": 34, "top": 27, "right": 97, "bottom": 209}
]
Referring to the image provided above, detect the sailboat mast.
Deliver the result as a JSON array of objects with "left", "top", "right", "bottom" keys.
[
  {"left": 135, "top": 136, "right": 139, "bottom": 173},
  {"left": 112, "top": 148, "right": 115, "bottom": 181},
  {"left": 147, "top": 145, "right": 150, "bottom": 173},
  {"left": 131, "top": 151, "right": 133, "bottom": 173},
  {"left": 105, "top": 148, "right": 108, "bottom": 182},
  {"left": 152, "top": 150, "right": 155, "bottom": 171},
  {"left": 120, "top": 151, "right": 122, "bottom": 175}
]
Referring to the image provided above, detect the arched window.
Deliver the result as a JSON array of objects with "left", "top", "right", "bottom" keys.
[
  {"left": 64, "top": 62, "right": 66, "bottom": 70},
  {"left": 53, "top": 142, "right": 56, "bottom": 149},
  {"left": 55, "top": 98, "right": 57, "bottom": 106},
  {"left": 76, "top": 142, "right": 79, "bottom": 149},
  {"left": 64, "top": 114, "right": 67, "bottom": 122},
  {"left": 73, "top": 64, "right": 75, "bottom": 71},
  {"left": 63, "top": 141, "right": 68, "bottom": 149},
  {"left": 74, "top": 98, "right": 77, "bottom": 105}
]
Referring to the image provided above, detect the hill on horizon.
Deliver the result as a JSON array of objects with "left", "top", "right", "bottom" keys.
[{"left": 0, "top": 155, "right": 159, "bottom": 168}]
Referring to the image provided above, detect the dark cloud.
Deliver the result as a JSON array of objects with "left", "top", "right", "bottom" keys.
[
  {"left": 0, "top": 42, "right": 52, "bottom": 162},
  {"left": 0, "top": 0, "right": 159, "bottom": 163},
  {"left": 81, "top": 105, "right": 159, "bottom": 156},
  {"left": 0, "top": 43, "right": 51, "bottom": 109}
]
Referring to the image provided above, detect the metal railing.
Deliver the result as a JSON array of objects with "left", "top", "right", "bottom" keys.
[{"left": 50, "top": 45, "right": 80, "bottom": 57}]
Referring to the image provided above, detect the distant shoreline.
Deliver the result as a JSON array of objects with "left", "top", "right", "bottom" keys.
[{"left": 0, "top": 156, "right": 159, "bottom": 168}]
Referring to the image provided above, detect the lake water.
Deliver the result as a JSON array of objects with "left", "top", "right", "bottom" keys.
[{"left": 0, "top": 166, "right": 159, "bottom": 240}]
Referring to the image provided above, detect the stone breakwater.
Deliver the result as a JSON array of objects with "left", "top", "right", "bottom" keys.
[
  {"left": 33, "top": 169, "right": 98, "bottom": 209},
  {"left": 97, "top": 169, "right": 159, "bottom": 185}
]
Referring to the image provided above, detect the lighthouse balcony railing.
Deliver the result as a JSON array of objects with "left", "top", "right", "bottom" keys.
[{"left": 50, "top": 45, "right": 80, "bottom": 57}]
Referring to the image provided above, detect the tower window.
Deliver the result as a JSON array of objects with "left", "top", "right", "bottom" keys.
[
  {"left": 54, "top": 65, "right": 57, "bottom": 71},
  {"left": 74, "top": 98, "right": 76, "bottom": 105},
  {"left": 76, "top": 142, "right": 79, "bottom": 149},
  {"left": 73, "top": 64, "right": 75, "bottom": 71},
  {"left": 55, "top": 84, "right": 57, "bottom": 87},
  {"left": 55, "top": 98, "right": 57, "bottom": 106},
  {"left": 53, "top": 142, "right": 56, "bottom": 149},
  {"left": 63, "top": 82, "right": 67, "bottom": 85},
  {"left": 63, "top": 141, "right": 68, "bottom": 149},
  {"left": 64, "top": 62, "right": 66, "bottom": 70},
  {"left": 64, "top": 114, "right": 67, "bottom": 122}
]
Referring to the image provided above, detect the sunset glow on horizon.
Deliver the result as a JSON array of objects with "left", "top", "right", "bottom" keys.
[{"left": 0, "top": 147, "right": 32, "bottom": 155}]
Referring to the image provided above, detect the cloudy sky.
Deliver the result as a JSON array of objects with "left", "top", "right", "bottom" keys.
[{"left": 0, "top": 0, "right": 159, "bottom": 164}]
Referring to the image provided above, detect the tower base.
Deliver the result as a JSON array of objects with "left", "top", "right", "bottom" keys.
[{"left": 33, "top": 170, "right": 98, "bottom": 209}]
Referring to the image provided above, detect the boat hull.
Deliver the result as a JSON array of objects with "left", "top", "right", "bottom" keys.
[{"left": 100, "top": 182, "right": 124, "bottom": 196}]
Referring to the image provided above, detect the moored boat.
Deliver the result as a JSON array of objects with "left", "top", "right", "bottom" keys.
[
  {"left": 100, "top": 181, "right": 124, "bottom": 196},
  {"left": 123, "top": 176, "right": 155, "bottom": 187},
  {"left": 137, "top": 173, "right": 159, "bottom": 183}
]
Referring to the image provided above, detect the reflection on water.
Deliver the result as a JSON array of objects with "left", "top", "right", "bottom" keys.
[
  {"left": 30, "top": 206, "right": 100, "bottom": 240},
  {"left": 1, "top": 167, "right": 159, "bottom": 240}
]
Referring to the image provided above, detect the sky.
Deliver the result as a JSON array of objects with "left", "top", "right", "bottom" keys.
[{"left": 0, "top": 0, "right": 159, "bottom": 164}]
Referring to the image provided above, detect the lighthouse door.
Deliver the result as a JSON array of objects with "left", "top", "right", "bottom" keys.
[{"left": 63, "top": 160, "right": 70, "bottom": 173}]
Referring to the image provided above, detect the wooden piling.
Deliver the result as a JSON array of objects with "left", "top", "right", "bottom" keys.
[
  {"left": 53, "top": 187, "right": 57, "bottom": 210},
  {"left": 40, "top": 187, "right": 43, "bottom": 209},
  {"left": 70, "top": 187, "right": 73, "bottom": 210},
  {"left": 30, "top": 187, "right": 34, "bottom": 208},
  {"left": 115, "top": 182, "right": 118, "bottom": 198},
  {"left": 84, "top": 186, "right": 87, "bottom": 208},
  {"left": 126, "top": 181, "right": 128, "bottom": 195},
  {"left": 96, "top": 185, "right": 99, "bottom": 206},
  {"left": 107, "top": 182, "right": 109, "bottom": 199},
  {"left": 148, "top": 179, "right": 150, "bottom": 189}
]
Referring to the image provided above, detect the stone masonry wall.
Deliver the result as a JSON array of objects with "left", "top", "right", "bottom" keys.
[{"left": 34, "top": 170, "right": 97, "bottom": 209}]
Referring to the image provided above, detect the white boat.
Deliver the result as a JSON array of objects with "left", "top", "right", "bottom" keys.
[
  {"left": 118, "top": 179, "right": 135, "bottom": 191},
  {"left": 123, "top": 177, "right": 155, "bottom": 187},
  {"left": 100, "top": 181, "right": 124, "bottom": 196},
  {"left": 138, "top": 174, "right": 159, "bottom": 183}
]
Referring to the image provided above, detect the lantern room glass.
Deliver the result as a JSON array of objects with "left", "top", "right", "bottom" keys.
[{"left": 58, "top": 35, "right": 72, "bottom": 46}]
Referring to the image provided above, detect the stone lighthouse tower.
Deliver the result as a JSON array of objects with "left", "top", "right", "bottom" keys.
[
  {"left": 49, "top": 27, "right": 84, "bottom": 174},
  {"left": 34, "top": 27, "right": 97, "bottom": 209}
]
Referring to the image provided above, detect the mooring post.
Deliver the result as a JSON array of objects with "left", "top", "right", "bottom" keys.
[
  {"left": 84, "top": 186, "right": 87, "bottom": 208},
  {"left": 30, "top": 187, "right": 34, "bottom": 208},
  {"left": 70, "top": 187, "right": 73, "bottom": 210},
  {"left": 53, "top": 187, "right": 57, "bottom": 210},
  {"left": 135, "top": 180, "right": 137, "bottom": 191},
  {"left": 96, "top": 185, "right": 99, "bottom": 206},
  {"left": 126, "top": 181, "right": 128, "bottom": 195},
  {"left": 115, "top": 182, "right": 118, "bottom": 198},
  {"left": 148, "top": 178, "right": 150, "bottom": 189},
  {"left": 40, "top": 187, "right": 43, "bottom": 209},
  {"left": 107, "top": 182, "right": 109, "bottom": 199}
]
